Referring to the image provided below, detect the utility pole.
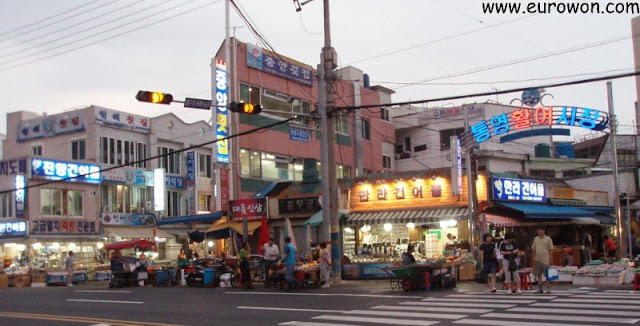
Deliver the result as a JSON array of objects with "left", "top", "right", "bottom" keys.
[
  {"left": 318, "top": 64, "right": 331, "bottom": 246},
  {"left": 464, "top": 106, "right": 476, "bottom": 249},
  {"left": 607, "top": 81, "right": 624, "bottom": 259},
  {"left": 321, "top": 0, "right": 340, "bottom": 283}
]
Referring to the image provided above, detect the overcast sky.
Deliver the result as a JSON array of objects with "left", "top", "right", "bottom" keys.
[{"left": 0, "top": 0, "right": 637, "bottom": 138}]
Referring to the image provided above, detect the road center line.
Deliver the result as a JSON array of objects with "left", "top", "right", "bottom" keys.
[
  {"left": 75, "top": 290, "right": 132, "bottom": 293},
  {"left": 67, "top": 299, "right": 144, "bottom": 304},
  {"left": 226, "top": 291, "right": 422, "bottom": 299},
  {"left": 237, "top": 306, "right": 347, "bottom": 313}
]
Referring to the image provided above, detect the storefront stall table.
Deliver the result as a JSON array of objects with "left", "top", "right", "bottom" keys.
[{"left": 46, "top": 270, "right": 88, "bottom": 285}]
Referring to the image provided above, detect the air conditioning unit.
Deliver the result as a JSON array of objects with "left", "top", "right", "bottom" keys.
[{"left": 145, "top": 201, "right": 153, "bottom": 210}]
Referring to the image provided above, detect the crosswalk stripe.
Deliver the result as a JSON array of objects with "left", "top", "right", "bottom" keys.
[
  {"left": 346, "top": 310, "right": 466, "bottom": 320},
  {"left": 589, "top": 291, "right": 640, "bottom": 296},
  {"left": 422, "top": 298, "right": 535, "bottom": 304},
  {"left": 280, "top": 322, "right": 357, "bottom": 326},
  {"left": 532, "top": 302, "right": 640, "bottom": 310},
  {"left": 401, "top": 301, "right": 514, "bottom": 308},
  {"left": 462, "top": 291, "right": 579, "bottom": 296},
  {"left": 446, "top": 294, "right": 556, "bottom": 300},
  {"left": 583, "top": 293, "right": 640, "bottom": 298},
  {"left": 481, "top": 312, "right": 639, "bottom": 324},
  {"left": 453, "top": 318, "right": 597, "bottom": 326},
  {"left": 374, "top": 305, "right": 492, "bottom": 314},
  {"left": 507, "top": 307, "right": 640, "bottom": 317},
  {"left": 553, "top": 298, "right": 640, "bottom": 304},
  {"left": 604, "top": 290, "right": 640, "bottom": 293},
  {"left": 569, "top": 294, "right": 640, "bottom": 300},
  {"left": 312, "top": 315, "right": 439, "bottom": 325}
]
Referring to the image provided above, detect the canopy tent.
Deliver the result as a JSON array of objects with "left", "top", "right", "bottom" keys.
[
  {"left": 156, "top": 212, "right": 226, "bottom": 226},
  {"left": 104, "top": 227, "right": 173, "bottom": 239},
  {"left": 105, "top": 239, "right": 155, "bottom": 251},
  {"left": 206, "top": 221, "right": 261, "bottom": 236},
  {"left": 303, "top": 209, "right": 347, "bottom": 227}
]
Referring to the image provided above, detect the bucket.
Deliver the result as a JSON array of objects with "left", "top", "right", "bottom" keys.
[{"left": 203, "top": 269, "right": 215, "bottom": 285}]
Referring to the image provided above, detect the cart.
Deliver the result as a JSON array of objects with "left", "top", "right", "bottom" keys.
[
  {"left": 385, "top": 265, "right": 433, "bottom": 292},
  {"left": 272, "top": 264, "right": 321, "bottom": 289},
  {"left": 105, "top": 240, "right": 155, "bottom": 288}
]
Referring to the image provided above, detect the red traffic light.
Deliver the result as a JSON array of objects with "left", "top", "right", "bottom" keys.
[
  {"left": 136, "top": 91, "right": 173, "bottom": 105},
  {"left": 229, "top": 102, "right": 262, "bottom": 114}
]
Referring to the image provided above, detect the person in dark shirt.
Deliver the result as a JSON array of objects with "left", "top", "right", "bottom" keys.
[
  {"left": 402, "top": 244, "right": 416, "bottom": 265},
  {"left": 479, "top": 233, "right": 497, "bottom": 293},
  {"left": 500, "top": 233, "right": 522, "bottom": 294}
]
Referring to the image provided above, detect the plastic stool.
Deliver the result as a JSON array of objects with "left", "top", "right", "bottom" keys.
[
  {"left": 633, "top": 274, "right": 640, "bottom": 291},
  {"left": 519, "top": 272, "right": 532, "bottom": 290},
  {"left": 421, "top": 271, "right": 431, "bottom": 289}
]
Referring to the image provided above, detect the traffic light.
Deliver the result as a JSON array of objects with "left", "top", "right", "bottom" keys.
[
  {"left": 136, "top": 91, "right": 173, "bottom": 105},
  {"left": 229, "top": 102, "right": 262, "bottom": 114}
]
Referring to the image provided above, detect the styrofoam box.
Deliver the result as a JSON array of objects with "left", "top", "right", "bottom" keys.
[{"left": 572, "top": 275, "right": 597, "bottom": 285}]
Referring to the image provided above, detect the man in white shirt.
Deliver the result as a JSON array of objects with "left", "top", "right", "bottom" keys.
[{"left": 261, "top": 238, "right": 279, "bottom": 287}]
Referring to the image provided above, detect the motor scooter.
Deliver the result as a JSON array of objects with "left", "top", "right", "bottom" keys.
[{"left": 185, "top": 259, "right": 207, "bottom": 287}]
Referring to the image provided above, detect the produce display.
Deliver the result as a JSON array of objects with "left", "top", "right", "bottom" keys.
[{"left": 574, "top": 260, "right": 629, "bottom": 276}]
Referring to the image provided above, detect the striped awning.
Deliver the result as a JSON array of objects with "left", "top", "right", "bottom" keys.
[
  {"left": 345, "top": 207, "right": 468, "bottom": 225},
  {"left": 485, "top": 214, "right": 579, "bottom": 228}
]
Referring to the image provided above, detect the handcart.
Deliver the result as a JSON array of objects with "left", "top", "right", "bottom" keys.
[
  {"left": 105, "top": 239, "right": 155, "bottom": 288},
  {"left": 271, "top": 264, "right": 321, "bottom": 289},
  {"left": 384, "top": 265, "right": 433, "bottom": 292}
]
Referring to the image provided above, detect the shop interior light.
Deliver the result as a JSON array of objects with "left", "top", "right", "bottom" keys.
[
  {"left": 154, "top": 237, "right": 160, "bottom": 242},
  {"left": 207, "top": 241, "right": 214, "bottom": 248},
  {"left": 375, "top": 180, "right": 382, "bottom": 185},
  {"left": 16, "top": 244, "right": 26, "bottom": 251},
  {"left": 3, "top": 243, "right": 15, "bottom": 248},
  {"left": 32, "top": 243, "right": 42, "bottom": 250},
  {"left": 96, "top": 242, "right": 104, "bottom": 249},
  {"left": 411, "top": 177, "right": 418, "bottom": 183},
  {"left": 383, "top": 223, "right": 393, "bottom": 232},
  {"left": 448, "top": 220, "right": 458, "bottom": 227},
  {"left": 344, "top": 227, "right": 355, "bottom": 234},
  {"left": 439, "top": 220, "right": 449, "bottom": 229},
  {"left": 68, "top": 243, "right": 77, "bottom": 251},
  {"left": 52, "top": 242, "right": 60, "bottom": 250},
  {"left": 360, "top": 224, "right": 371, "bottom": 233},
  {"left": 406, "top": 222, "right": 416, "bottom": 229}
]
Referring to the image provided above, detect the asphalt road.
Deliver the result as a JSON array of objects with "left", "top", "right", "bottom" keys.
[{"left": 1, "top": 281, "right": 640, "bottom": 325}]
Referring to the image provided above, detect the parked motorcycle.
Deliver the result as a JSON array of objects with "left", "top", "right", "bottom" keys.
[{"left": 185, "top": 259, "right": 207, "bottom": 287}]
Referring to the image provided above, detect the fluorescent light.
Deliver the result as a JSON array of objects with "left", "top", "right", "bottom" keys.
[
  {"left": 406, "top": 222, "right": 416, "bottom": 229},
  {"left": 383, "top": 223, "right": 392, "bottom": 232}
]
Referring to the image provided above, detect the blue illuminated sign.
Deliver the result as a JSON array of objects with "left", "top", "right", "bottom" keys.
[
  {"left": 186, "top": 151, "right": 196, "bottom": 188},
  {"left": 165, "top": 175, "right": 185, "bottom": 189},
  {"left": 215, "top": 59, "right": 229, "bottom": 164},
  {"left": 492, "top": 177, "right": 546, "bottom": 202},
  {"left": 0, "top": 220, "right": 27, "bottom": 238},
  {"left": 15, "top": 175, "right": 25, "bottom": 217},
  {"left": 31, "top": 159, "right": 101, "bottom": 184},
  {"left": 290, "top": 127, "right": 311, "bottom": 143}
]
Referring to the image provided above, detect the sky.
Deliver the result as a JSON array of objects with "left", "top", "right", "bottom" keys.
[{"left": 0, "top": 0, "right": 637, "bottom": 138}]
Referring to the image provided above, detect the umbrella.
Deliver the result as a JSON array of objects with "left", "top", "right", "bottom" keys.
[
  {"left": 285, "top": 218, "right": 297, "bottom": 250},
  {"left": 257, "top": 215, "right": 269, "bottom": 254}
]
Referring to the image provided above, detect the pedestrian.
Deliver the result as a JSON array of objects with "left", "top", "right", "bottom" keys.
[
  {"left": 65, "top": 251, "right": 74, "bottom": 287},
  {"left": 319, "top": 242, "right": 331, "bottom": 288},
  {"left": 582, "top": 230, "right": 592, "bottom": 264},
  {"left": 603, "top": 235, "right": 617, "bottom": 261},
  {"left": 239, "top": 242, "right": 253, "bottom": 290},
  {"left": 495, "top": 236, "right": 505, "bottom": 282},
  {"left": 479, "top": 233, "right": 498, "bottom": 293},
  {"left": 500, "top": 232, "right": 521, "bottom": 294},
  {"left": 532, "top": 227, "right": 554, "bottom": 294},
  {"left": 280, "top": 236, "right": 300, "bottom": 292},
  {"left": 402, "top": 244, "right": 416, "bottom": 265},
  {"left": 562, "top": 247, "right": 574, "bottom": 267},
  {"left": 261, "top": 238, "right": 279, "bottom": 288}
]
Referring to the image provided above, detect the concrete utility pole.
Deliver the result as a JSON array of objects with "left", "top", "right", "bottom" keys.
[
  {"left": 320, "top": 0, "right": 340, "bottom": 283},
  {"left": 464, "top": 106, "right": 476, "bottom": 249},
  {"left": 318, "top": 64, "right": 331, "bottom": 245},
  {"left": 607, "top": 81, "right": 624, "bottom": 259}
]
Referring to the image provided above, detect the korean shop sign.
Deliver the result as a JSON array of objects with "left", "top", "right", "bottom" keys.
[
  {"left": 215, "top": 59, "right": 229, "bottom": 164},
  {"left": 31, "top": 158, "right": 101, "bottom": 184},
  {"left": 279, "top": 197, "right": 321, "bottom": 215},
  {"left": 229, "top": 198, "right": 267, "bottom": 221},
  {"left": 468, "top": 106, "right": 609, "bottom": 145},
  {"left": 492, "top": 177, "right": 546, "bottom": 202},
  {"left": 0, "top": 220, "right": 27, "bottom": 238},
  {"left": 30, "top": 220, "right": 98, "bottom": 235},
  {"left": 246, "top": 44, "right": 313, "bottom": 86}
]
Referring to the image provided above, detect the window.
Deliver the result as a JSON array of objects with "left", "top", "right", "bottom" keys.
[
  {"left": 440, "top": 128, "right": 464, "bottom": 151},
  {"left": 414, "top": 144, "right": 427, "bottom": 152},
  {"left": 529, "top": 169, "right": 555, "bottom": 178},
  {"left": 382, "top": 155, "right": 392, "bottom": 169},
  {"left": 101, "top": 185, "right": 147, "bottom": 213},
  {"left": 109, "top": 138, "right": 115, "bottom": 164},
  {"left": 158, "top": 146, "right": 181, "bottom": 174},
  {"left": 362, "top": 119, "right": 370, "bottom": 140},
  {"left": 239, "top": 148, "right": 304, "bottom": 181},
  {"left": 32, "top": 145, "right": 42, "bottom": 156},
  {"left": 198, "top": 153, "right": 212, "bottom": 178},
  {"left": 199, "top": 193, "right": 212, "bottom": 212},
  {"left": 242, "top": 83, "right": 312, "bottom": 119},
  {"left": 405, "top": 137, "right": 411, "bottom": 153},
  {"left": 40, "top": 189, "right": 63, "bottom": 216},
  {"left": 563, "top": 169, "right": 587, "bottom": 178},
  {"left": 101, "top": 137, "right": 147, "bottom": 167},
  {"left": 0, "top": 193, "right": 12, "bottom": 218},
  {"left": 335, "top": 112, "right": 349, "bottom": 134},
  {"left": 337, "top": 164, "right": 351, "bottom": 180},
  {"left": 136, "top": 143, "right": 147, "bottom": 168},
  {"left": 116, "top": 139, "right": 122, "bottom": 165},
  {"left": 618, "top": 150, "right": 636, "bottom": 167},
  {"left": 395, "top": 144, "right": 403, "bottom": 154},
  {"left": 71, "top": 139, "right": 86, "bottom": 160},
  {"left": 67, "top": 190, "right": 83, "bottom": 216},
  {"left": 167, "top": 191, "right": 180, "bottom": 217},
  {"left": 239, "top": 83, "right": 261, "bottom": 107},
  {"left": 380, "top": 107, "right": 390, "bottom": 121},
  {"left": 363, "top": 169, "right": 373, "bottom": 175}
]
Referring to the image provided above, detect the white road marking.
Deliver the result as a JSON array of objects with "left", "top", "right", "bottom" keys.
[
  {"left": 374, "top": 305, "right": 492, "bottom": 314},
  {"left": 75, "top": 290, "right": 131, "bottom": 293},
  {"left": 347, "top": 309, "right": 466, "bottom": 320},
  {"left": 462, "top": 291, "right": 579, "bottom": 296},
  {"left": 533, "top": 302, "right": 640, "bottom": 310},
  {"left": 583, "top": 293, "right": 640, "bottom": 298},
  {"left": 280, "top": 322, "right": 357, "bottom": 326},
  {"left": 604, "top": 290, "right": 640, "bottom": 293},
  {"left": 226, "top": 291, "right": 422, "bottom": 299},
  {"left": 66, "top": 299, "right": 143, "bottom": 304},
  {"left": 312, "top": 315, "right": 438, "bottom": 325},
  {"left": 400, "top": 301, "right": 513, "bottom": 308},
  {"left": 454, "top": 318, "right": 597, "bottom": 326},
  {"left": 481, "top": 312, "right": 639, "bottom": 324},
  {"left": 446, "top": 294, "right": 556, "bottom": 300},
  {"left": 422, "top": 297, "right": 534, "bottom": 304},
  {"left": 507, "top": 307, "right": 640, "bottom": 317},
  {"left": 553, "top": 298, "right": 640, "bottom": 304},
  {"left": 236, "top": 306, "right": 347, "bottom": 313},
  {"left": 589, "top": 291, "right": 640, "bottom": 295},
  {"left": 89, "top": 324, "right": 111, "bottom": 326},
  {"left": 568, "top": 294, "right": 640, "bottom": 300}
]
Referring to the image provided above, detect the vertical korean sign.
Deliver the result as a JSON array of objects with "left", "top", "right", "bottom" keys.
[
  {"left": 450, "top": 136, "right": 463, "bottom": 196},
  {"left": 186, "top": 151, "right": 196, "bottom": 215},
  {"left": 215, "top": 59, "right": 229, "bottom": 164},
  {"left": 219, "top": 168, "right": 229, "bottom": 211},
  {"left": 14, "top": 175, "right": 26, "bottom": 217}
]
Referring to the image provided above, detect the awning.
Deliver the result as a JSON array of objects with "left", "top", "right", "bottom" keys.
[
  {"left": 345, "top": 207, "right": 468, "bottom": 225},
  {"left": 496, "top": 202, "right": 595, "bottom": 219},
  {"left": 303, "top": 210, "right": 347, "bottom": 227},
  {"left": 594, "top": 214, "right": 616, "bottom": 225},
  {"left": 205, "top": 221, "right": 262, "bottom": 235},
  {"left": 571, "top": 217, "right": 602, "bottom": 225},
  {"left": 582, "top": 206, "right": 615, "bottom": 215},
  {"left": 104, "top": 227, "right": 173, "bottom": 239},
  {"left": 485, "top": 214, "right": 573, "bottom": 227},
  {"left": 26, "top": 234, "right": 104, "bottom": 240},
  {"left": 156, "top": 212, "right": 226, "bottom": 226}
]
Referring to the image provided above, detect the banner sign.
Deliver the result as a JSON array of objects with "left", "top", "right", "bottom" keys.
[
  {"left": 343, "top": 263, "right": 400, "bottom": 280},
  {"left": 230, "top": 198, "right": 267, "bottom": 221},
  {"left": 278, "top": 197, "right": 321, "bottom": 215},
  {"left": 95, "top": 108, "right": 150, "bottom": 132},
  {"left": 492, "top": 177, "right": 546, "bottom": 202},
  {"left": 165, "top": 175, "right": 185, "bottom": 189},
  {"left": 418, "top": 105, "right": 482, "bottom": 123},
  {"left": 30, "top": 220, "right": 98, "bottom": 235},
  {"left": 18, "top": 111, "right": 86, "bottom": 142},
  {"left": 0, "top": 220, "right": 27, "bottom": 238},
  {"left": 14, "top": 175, "right": 26, "bottom": 218},
  {"left": 32, "top": 158, "right": 101, "bottom": 184},
  {"left": 450, "top": 136, "right": 463, "bottom": 196},
  {"left": 186, "top": 151, "right": 196, "bottom": 188},
  {"left": 246, "top": 44, "right": 313, "bottom": 87},
  {"left": 219, "top": 168, "right": 229, "bottom": 211},
  {"left": 187, "top": 189, "right": 196, "bottom": 215},
  {"left": 290, "top": 127, "right": 311, "bottom": 143},
  {"left": 100, "top": 213, "right": 156, "bottom": 226},
  {"left": 215, "top": 59, "right": 229, "bottom": 164},
  {"left": 102, "top": 167, "right": 153, "bottom": 186},
  {"left": 0, "top": 159, "right": 27, "bottom": 176}
]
